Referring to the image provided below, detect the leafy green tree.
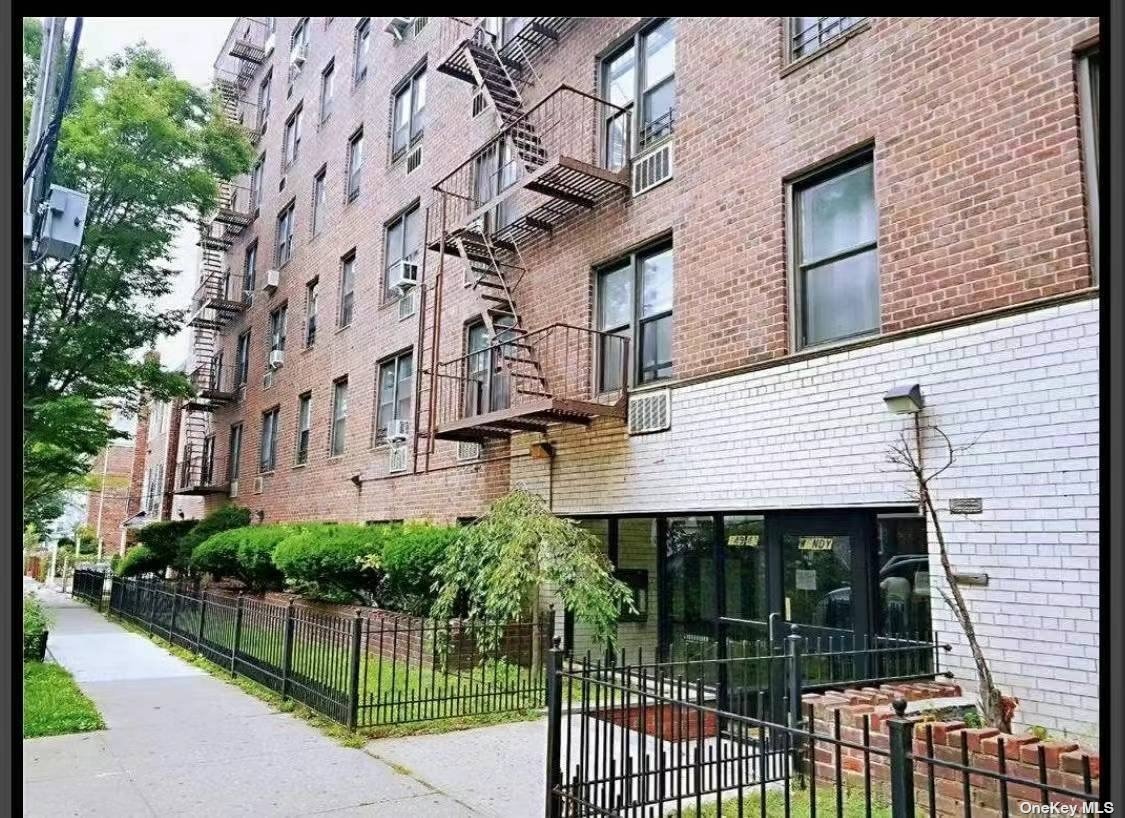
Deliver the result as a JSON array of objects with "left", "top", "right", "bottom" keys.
[
  {"left": 22, "top": 39, "right": 254, "bottom": 530},
  {"left": 431, "top": 490, "right": 634, "bottom": 654}
]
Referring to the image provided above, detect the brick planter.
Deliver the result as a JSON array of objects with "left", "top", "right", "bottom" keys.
[{"left": 597, "top": 703, "right": 719, "bottom": 742}]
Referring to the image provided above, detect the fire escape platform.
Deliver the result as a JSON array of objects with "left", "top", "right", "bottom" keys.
[
  {"left": 430, "top": 157, "right": 629, "bottom": 254},
  {"left": 174, "top": 482, "right": 230, "bottom": 496},
  {"left": 230, "top": 38, "right": 266, "bottom": 65},
  {"left": 433, "top": 397, "right": 626, "bottom": 442},
  {"left": 437, "top": 17, "right": 575, "bottom": 84}
]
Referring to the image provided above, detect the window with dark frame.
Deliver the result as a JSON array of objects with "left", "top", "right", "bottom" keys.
[
  {"left": 383, "top": 204, "right": 421, "bottom": 300},
  {"left": 243, "top": 241, "right": 258, "bottom": 298},
  {"left": 375, "top": 350, "right": 414, "bottom": 443},
  {"left": 464, "top": 318, "right": 515, "bottom": 416},
  {"left": 789, "top": 17, "right": 865, "bottom": 61},
  {"left": 354, "top": 19, "right": 371, "bottom": 85},
  {"left": 235, "top": 330, "right": 251, "bottom": 386},
  {"left": 296, "top": 392, "right": 312, "bottom": 465},
  {"left": 600, "top": 18, "right": 676, "bottom": 166},
  {"left": 347, "top": 128, "right": 364, "bottom": 200},
  {"left": 228, "top": 423, "right": 243, "bottom": 481},
  {"left": 312, "top": 166, "right": 327, "bottom": 236},
  {"left": 596, "top": 240, "right": 673, "bottom": 390},
  {"left": 330, "top": 377, "right": 349, "bottom": 456},
  {"left": 320, "top": 59, "right": 335, "bottom": 122},
  {"left": 250, "top": 154, "right": 265, "bottom": 212},
  {"left": 257, "top": 70, "right": 272, "bottom": 130},
  {"left": 269, "top": 303, "right": 288, "bottom": 355},
  {"left": 290, "top": 17, "right": 309, "bottom": 56},
  {"left": 1078, "top": 47, "right": 1100, "bottom": 281},
  {"left": 276, "top": 200, "right": 295, "bottom": 265},
  {"left": 339, "top": 251, "right": 356, "bottom": 327},
  {"left": 283, "top": 105, "right": 303, "bottom": 169},
  {"left": 792, "top": 151, "right": 878, "bottom": 349},
  {"left": 390, "top": 65, "right": 427, "bottom": 162},
  {"left": 304, "top": 278, "right": 319, "bottom": 347},
  {"left": 260, "top": 406, "right": 280, "bottom": 473}
]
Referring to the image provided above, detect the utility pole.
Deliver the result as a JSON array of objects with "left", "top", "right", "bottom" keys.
[{"left": 23, "top": 16, "right": 66, "bottom": 263}]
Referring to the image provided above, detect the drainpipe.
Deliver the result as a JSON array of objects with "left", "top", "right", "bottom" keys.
[{"left": 93, "top": 448, "right": 110, "bottom": 558}]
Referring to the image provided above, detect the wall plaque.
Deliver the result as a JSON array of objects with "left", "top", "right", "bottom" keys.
[{"left": 949, "top": 498, "right": 983, "bottom": 514}]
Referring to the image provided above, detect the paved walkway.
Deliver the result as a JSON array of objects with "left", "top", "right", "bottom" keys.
[{"left": 22, "top": 583, "right": 477, "bottom": 817}]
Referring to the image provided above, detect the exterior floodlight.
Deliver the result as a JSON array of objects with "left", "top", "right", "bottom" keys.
[{"left": 883, "top": 383, "right": 924, "bottom": 414}]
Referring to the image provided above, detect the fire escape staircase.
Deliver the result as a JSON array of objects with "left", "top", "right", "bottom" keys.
[{"left": 426, "top": 19, "right": 629, "bottom": 442}]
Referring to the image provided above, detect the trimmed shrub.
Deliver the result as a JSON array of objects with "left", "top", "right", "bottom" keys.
[
  {"left": 272, "top": 524, "right": 383, "bottom": 602},
  {"left": 23, "top": 594, "right": 51, "bottom": 660},
  {"left": 117, "top": 545, "right": 162, "bottom": 577},
  {"left": 192, "top": 525, "right": 290, "bottom": 591},
  {"left": 177, "top": 505, "right": 252, "bottom": 572},
  {"left": 378, "top": 523, "right": 460, "bottom": 615},
  {"left": 135, "top": 520, "right": 197, "bottom": 573}
]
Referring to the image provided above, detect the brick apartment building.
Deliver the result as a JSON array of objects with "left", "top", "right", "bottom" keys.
[{"left": 176, "top": 17, "right": 1101, "bottom": 741}]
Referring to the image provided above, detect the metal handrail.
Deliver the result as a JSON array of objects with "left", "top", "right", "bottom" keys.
[{"left": 438, "top": 321, "right": 625, "bottom": 368}]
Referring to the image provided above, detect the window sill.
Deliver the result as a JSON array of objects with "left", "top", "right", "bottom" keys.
[
  {"left": 780, "top": 19, "right": 871, "bottom": 78},
  {"left": 259, "top": 470, "right": 275, "bottom": 477},
  {"left": 302, "top": 343, "right": 316, "bottom": 353},
  {"left": 292, "top": 462, "right": 307, "bottom": 470},
  {"left": 795, "top": 327, "right": 881, "bottom": 357},
  {"left": 335, "top": 323, "right": 352, "bottom": 335},
  {"left": 327, "top": 454, "right": 345, "bottom": 461}
]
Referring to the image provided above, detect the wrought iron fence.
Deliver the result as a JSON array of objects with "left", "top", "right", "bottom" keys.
[
  {"left": 76, "top": 576, "right": 551, "bottom": 730},
  {"left": 71, "top": 567, "right": 109, "bottom": 609},
  {"left": 544, "top": 638, "right": 1101, "bottom": 817}
]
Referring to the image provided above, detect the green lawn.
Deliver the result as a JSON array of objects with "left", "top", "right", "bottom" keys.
[
  {"left": 685, "top": 784, "right": 892, "bottom": 817},
  {"left": 23, "top": 662, "right": 104, "bottom": 738}
]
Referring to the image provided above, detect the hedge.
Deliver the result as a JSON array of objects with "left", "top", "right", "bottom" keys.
[
  {"left": 378, "top": 523, "right": 459, "bottom": 615},
  {"left": 116, "top": 544, "right": 162, "bottom": 577},
  {"left": 23, "top": 594, "right": 50, "bottom": 659},
  {"left": 191, "top": 525, "right": 291, "bottom": 591},
  {"left": 271, "top": 523, "right": 383, "bottom": 602},
  {"left": 177, "top": 505, "right": 251, "bottom": 571},
  {"left": 135, "top": 520, "right": 196, "bottom": 573}
]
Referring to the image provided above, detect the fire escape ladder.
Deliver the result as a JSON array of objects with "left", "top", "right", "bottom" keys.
[{"left": 463, "top": 38, "right": 547, "bottom": 174}]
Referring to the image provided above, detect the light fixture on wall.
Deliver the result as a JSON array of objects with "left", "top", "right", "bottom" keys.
[{"left": 883, "top": 383, "right": 924, "bottom": 414}]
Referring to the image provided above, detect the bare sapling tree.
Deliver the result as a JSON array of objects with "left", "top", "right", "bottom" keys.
[{"left": 887, "top": 424, "right": 1017, "bottom": 732}]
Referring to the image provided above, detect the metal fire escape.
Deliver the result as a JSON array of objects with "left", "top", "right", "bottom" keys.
[
  {"left": 424, "top": 18, "right": 632, "bottom": 444},
  {"left": 176, "top": 19, "right": 266, "bottom": 494}
]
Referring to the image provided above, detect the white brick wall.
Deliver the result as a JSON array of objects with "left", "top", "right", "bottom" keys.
[{"left": 521, "top": 297, "right": 1099, "bottom": 744}]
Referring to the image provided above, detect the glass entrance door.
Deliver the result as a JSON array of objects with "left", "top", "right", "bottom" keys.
[{"left": 664, "top": 516, "right": 717, "bottom": 669}]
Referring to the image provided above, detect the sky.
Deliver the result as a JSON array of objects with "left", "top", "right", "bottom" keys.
[{"left": 78, "top": 17, "right": 236, "bottom": 370}]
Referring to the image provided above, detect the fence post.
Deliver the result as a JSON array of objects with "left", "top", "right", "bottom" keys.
[
  {"left": 787, "top": 625, "right": 803, "bottom": 729},
  {"left": 347, "top": 610, "right": 363, "bottom": 730},
  {"left": 169, "top": 584, "right": 180, "bottom": 642},
  {"left": 196, "top": 590, "right": 208, "bottom": 653},
  {"left": 147, "top": 579, "right": 157, "bottom": 636},
  {"left": 543, "top": 637, "right": 564, "bottom": 818},
  {"left": 230, "top": 592, "right": 244, "bottom": 676},
  {"left": 887, "top": 697, "right": 916, "bottom": 818},
  {"left": 280, "top": 600, "right": 295, "bottom": 701}
]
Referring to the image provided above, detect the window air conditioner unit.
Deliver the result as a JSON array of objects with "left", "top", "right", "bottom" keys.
[
  {"left": 389, "top": 259, "right": 419, "bottom": 291},
  {"left": 253, "top": 475, "right": 264, "bottom": 494},
  {"left": 632, "top": 142, "right": 674, "bottom": 196},
  {"left": 628, "top": 389, "right": 672, "bottom": 435},
  {"left": 389, "top": 419, "right": 411, "bottom": 442},
  {"left": 229, "top": 479, "right": 239, "bottom": 499},
  {"left": 290, "top": 43, "right": 308, "bottom": 68},
  {"left": 384, "top": 17, "right": 413, "bottom": 41},
  {"left": 263, "top": 268, "right": 280, "bottom": 291},
  {"left": 269, "top": 349, "right": 285, "bottom": 369}
]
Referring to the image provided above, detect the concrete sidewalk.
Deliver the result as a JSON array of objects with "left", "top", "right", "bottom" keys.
[{"left": 22, "top": 583, "right": 476, "bottom": 817}]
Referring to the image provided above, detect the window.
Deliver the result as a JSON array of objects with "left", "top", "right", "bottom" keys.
[
  {"left": 601, "top": 18, "right": 676, "bottom": 164},
  {"left": 228, "top": 423, "right": 243, "bottom": 480},
  {"left": 596, "top": 240, "right": 673, "bottom": 389},
  {"left": 150, "top": 400, "right": 166, "bottom": 435},
  {"left": 1078, "top": 48, "right": 1100, "bottom": 281},
  {"left": 304, "top": 278, "right": 319, "bottom": 347},
  {"left": 269, "top": 303, "right": 288, "bottom": 355},
  {"left": 339, "top": 252, "right": 356, "bottom": 327},
  {"left": 320, "top": 60, "right": 335, "bottom": 122},
  {"left": 347, "top": 128, "right": 364, "bottom": 200},
  {"left": 250, "top": 154, "right": 265, "bottom": 212},
  {"left": 276, "top": 200, "right": 295, "bottom": 265},
  {"left": 465, "top": 319, "right": 515, "bottom": 415},
  {"left": 235, "top": 330, "right": 251, "bottom": 386},
  {"left": 283, "top": 106, "right": 303, "bottom": 169},
  {"left": 296, "top": 393, "right": 312, "bottom": 464},
  {"left": 354, "top": 19, "right": 371, "bottom": 85},
  {"left": 391, "top": 66, "right": 427, "bottom": 162},
  {"left": 789, "top": 17, "right": 865, "bottom": 61},
  {"left": 330, "top": 378, "right": 348, "bottom": 456},
  {"left": 257, "top": 71, "right": 272, "bottom": 130},
  {"left": 260, "top": 407, "right": 280, "bottom": 472},
  {"left": 792, "top": 152, "right": 878, "bottom": 348},
  {"left": 291, "top": 17, "right": 309, "bottom": 56},
  {"left": 243, "top": 241, "right": 258, "bottom": 298},
  {"left": 383, "top": 204, "right": 421, "bottom": 299},
  {"left": 312, "top": 167, "right": 327, "bottom": 236},
  {"left": 375, "top": 350, "right": 414, "bottom": 442}
]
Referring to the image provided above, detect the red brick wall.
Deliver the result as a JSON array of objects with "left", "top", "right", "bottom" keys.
[
  {"left": 200, "top": 17, "right": 1098, "bottom": 524},
  {"left": 805, "top": 683, "right": 1101, "bottom": 816},
  {"left": 86, "top": 443, "right": 136, "bottom": 556}
]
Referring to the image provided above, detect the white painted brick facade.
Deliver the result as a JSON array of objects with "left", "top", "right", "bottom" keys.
[{"left": 523, "top": 297, "right": 1099, "bottom": 743}]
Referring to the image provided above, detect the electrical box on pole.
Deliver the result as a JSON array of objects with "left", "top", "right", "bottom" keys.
[{"left": 40, "top": 185, "right": 89, "bottom": 261}]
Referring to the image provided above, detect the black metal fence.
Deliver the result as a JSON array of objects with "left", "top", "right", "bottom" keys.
[
  {"left": 74, "top": 575, "right": 551, "bottom": 730},
  {"left": 71, "top": 567, "right": 109, "bottom": 608},
  {"left": 544, "top": 641, "right": 1101, "bottom": 817}
]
